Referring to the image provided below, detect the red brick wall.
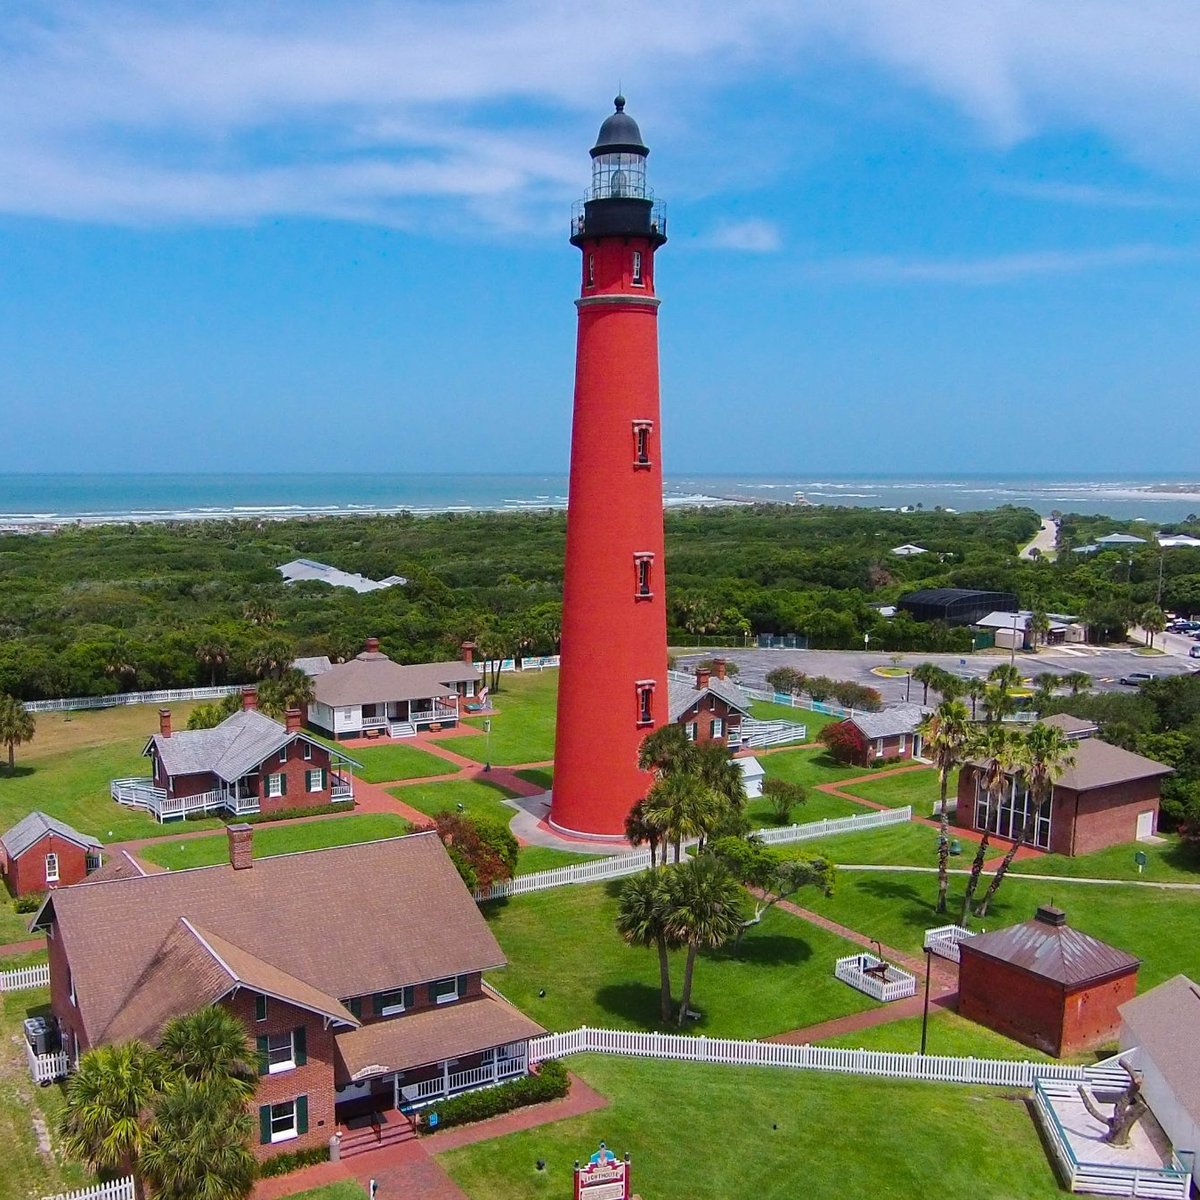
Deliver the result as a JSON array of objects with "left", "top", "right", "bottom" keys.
[
  {"left": 255, "top": 740, "right": 334, "bottom": 815},
  {"left": 867, "top": 732, "right": 917, "bottom": 761},
  {"left": 1061, "top": 971, "right": 1139, "bottom": 1055},
  {"left": 48, "top": 920, "right": 85, "bottom": 1059},
  {"left": 1065, "top": 778, "right": 1161, "bottom": 857},
  {"left": 6, "top": 835, "right": 92, "bottom": 896},
  {"left": 676, "top": 696, "right": 742, "bottom": 745},
  {"left": 223, "top": 991, "right": 336, "bottom": 1162}
]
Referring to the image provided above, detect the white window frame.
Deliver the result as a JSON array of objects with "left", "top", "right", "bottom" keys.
[
  {"left": 267, "top": 773, "right": 284, "bottom": 798},
  {"left": 711, "top": 717, "right": 724, "bottom": 739},
  {"left": 266, "top": 1031, "right": 296, "bottom": 1075},
  {"left": 875, "top": 739, "right": 884, "bottom": 758},
  {"left": 898, "top": 734, "right": 907, "bottom": 755},
  {"left": 636, "top": 684, "right": 654, "bottom": 726},
  {"left": 632, "top": 249, "right": 643, "bottom": 285},
  {"left": 378, "top": 989, "right": 408, "bottom": 1016},
  {"left": 432, "top": 977, "right": 459, "bottom": 1005},
  {"left": 303, "top": 742, "right": 312, "bottom": 761},
  {"left": 685, "top": 722, "right": 697, "bottom": 742},
  {"left": 278, "top": 747, "right": 288, "bottom": 764},
  {"left": 45, "top": 852, "right": 59, "bottom": 883},
  {"left": 68, "top": 970, "right": 76, "bottom": 1007},
  {"left": 305, "top": 769, "right": 322, "bottom": 793},
  {"left": 269, "top": 1100, "right": 298, "bottom": 1143},
  {"left": 632, "top": 421, "right": 652, "bottom": 467}
]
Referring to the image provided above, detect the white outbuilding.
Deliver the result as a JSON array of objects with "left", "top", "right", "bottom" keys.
[{"left": 736, "top": 756, "right": 766, "bottom": 799}]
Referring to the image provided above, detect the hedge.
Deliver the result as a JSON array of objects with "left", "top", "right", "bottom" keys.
[
  {"left": 416, "top": 1058, "right": 569, "bottom": 1134},
  {"left": 182, "top": 801, "right": 361, "bottom": 826},
  {"left": 259, "top": 1144, "right": 329, "bottom": 1177}
]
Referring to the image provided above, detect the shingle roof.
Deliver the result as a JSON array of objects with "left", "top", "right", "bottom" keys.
[
  {"left": 42, "top": 832, "right": 506, "bottom": 1047},
  {"left": 313, "top": 649, "right": 480, "bottom": 707},
  {"left": 293, "top": 656, "right": 333, "bottom": 677},
  {"left": 667, "top": 678, "right": 750, "bottom": 723},
  {"left": 1056, "top": 737, "right": 1173, "bottom": 791},
  {"left": 1, "top": 812, "right": 100, "bottom": 859},
  {"left": 961, "top": 907, "right": 1140, "bottom": 986},
  {"left": 1119, "top": 975, "right": 1200, "bottom": 1122},
  {"left": 334, "top": 992, "right": 543, "bottom": 1084},
  {"left": 149, "top": 709, "right": 291, "bottom": 781},
  {"left": 1039, "top": 713, "right": 1098, "bottom": 738},
  {"left": 846, "top": 704, "right": 929, "bottom": 740},
  {"left": 80, "top": 851, "right": 148, "bottom": 884}
]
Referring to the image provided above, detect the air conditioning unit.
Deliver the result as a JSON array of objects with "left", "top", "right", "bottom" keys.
[{"left": 24, "top": 1016, "right": 60, "bottom": 1057}]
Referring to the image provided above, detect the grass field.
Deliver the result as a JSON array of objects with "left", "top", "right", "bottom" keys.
[
  {"left": 387, "top": 778, "right": 520, "bottom": 823},
  {"left": 514, "top": 767, "right": 553, "bottom": 790},
  {"left": 840, "top": 766, "right": 957, "bottom": 814},
  {"left": 14, "top": 701, "right": 207, "bottom": 763},
  {"left": 434, "top": 671, "right": 558, "bottom": 766},
  {"left": 1011, "top": 836, "right": 1200, "bottom": 884},
  {"left": 776, "top": 819, "right": 1000, "bottom": 869},
  {"left": 758, "top": 747, "right": 876, "bottom": 790},
  {"left": 515, "top": 847, "right": 606, "bottom": 875},
  {"left": 290, "top": 1186, "right": 366, "bottom": 1200},
  {"left": 438, "top": 1054, "right": 1064, "bottom": 1200},
  {"left": 817, "top": 1009, "right": 1059, "bottom": 1062},
  {"left": 345, "top": 742, "right": 456, "bottom": 784},
  {"left": 139, "top": 813, "right": 414, "bottom": 870},
  {"left": 749, "top": 699, "right": 837, "bottom": 735},
  {"left": 803, "top": 869, "right": 1200, "bottom": 990},
  {"left": 745, "top": 786, "right": 866, "bottom": 828},
  {"left": 482, "top": 880, "right": 876, "bottom": 1037}
]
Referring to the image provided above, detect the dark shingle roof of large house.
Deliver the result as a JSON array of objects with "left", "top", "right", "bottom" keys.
[
  {"left": 1, "top": 812, "right": 100, "bottom": 859},
  {"left": 961, "top": 906, "right": 1139, "bottom": 986},
  {"left": 38, "top": 832, "right": 505, "bottom": 1047},
  {"left": 312, "top": 647, "right": 480, "bottom": 708},
  {"left": 147, "top": 709, "right": 305, "bottom": 781},
  {"left": 1119, "top": 975, "right": 1200, "bottom": 1122},
  {"left": 666, "top": 677, "right": 751, "bottom": 723}
]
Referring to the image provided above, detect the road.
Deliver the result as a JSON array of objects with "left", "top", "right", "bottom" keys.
[{"left": 1019, "top": 517, "right": 1058, "bottom": 560}]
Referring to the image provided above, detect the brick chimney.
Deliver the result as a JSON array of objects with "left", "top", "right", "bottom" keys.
[
  {"left": 695, "top": 665, "right": 711, "bottom": 691},
  {"left": 461, "top": 640, "right": 476, "bottom": 665},
  {"left": 364, "top": 637, "right": 380, "bottom": 655},
  {"left": 228, "top": 824, "right": 253, "bottom": 870},
  {"left": 158, "top": 708, "right": 172, "bottom": 738},
  {"left": 285, "top": 708, "right": 302, "bottom": 733},
  {"left": 242, "top": 686, "right": 257, "bottom": 712},
  {"left": 712, "top": 658, "right": 727, "bottom": 681},
  {"left": 1035, "top": 904, "right": 1067, "bottom": 927}
]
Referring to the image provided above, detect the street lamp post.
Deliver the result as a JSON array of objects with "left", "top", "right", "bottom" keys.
[
  {"left": 483, "top": 718, "right": 492, "bottom": 773},
  {"left": 919, "top": 947, "right": 933, "bottom": 1055}
]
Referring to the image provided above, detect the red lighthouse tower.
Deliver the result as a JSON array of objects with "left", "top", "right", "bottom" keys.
[{"left": 550, "top": 97, "right": 669, "bottom": 838}]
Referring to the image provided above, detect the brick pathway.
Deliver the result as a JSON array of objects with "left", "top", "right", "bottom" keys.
[
  {"left": 0, "top": 936, "right": 44, "bottom": 958},
  {"left": 252, "top": 1159, "right": 357, "bottom": 1199}
]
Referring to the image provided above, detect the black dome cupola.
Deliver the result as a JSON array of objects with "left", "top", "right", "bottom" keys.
[{"left": 591, "top": 95, "right": 649, "bottom": 158}]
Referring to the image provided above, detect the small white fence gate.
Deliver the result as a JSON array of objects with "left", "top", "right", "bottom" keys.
[
  {"left": 834, "top": 952, "right": 917, "bottom": 1002},
  {"left": 0, "top": 962, "right": 50, "bottom": 992},
  {"left": 924, "top": 924, "right": 976, "bottom": 964}
]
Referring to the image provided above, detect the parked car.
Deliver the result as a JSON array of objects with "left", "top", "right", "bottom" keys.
[
  {"left": 1191, "top": 646, "right": 1200, "bottom": 659},
  {"left": 1119, "top": 672, "right": 1157, "bottom": 686}
]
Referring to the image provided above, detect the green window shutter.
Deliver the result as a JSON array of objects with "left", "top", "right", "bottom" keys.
[
  {"left": 296, "top": 1095, "right": 309, "bottom": 1136},
  {"left": 348, "top": 996, "right": 362, "bottom": 1019},
  {"left": 258, "top": 1105, "right": 271, "bottom": 1144},
  {"left": 403, "top": 986, "right": 414, "bottom": 1010},
  {"left": 373, "top": 992, "right": 385, "bottom": 1016},
  {"left": 293, "top": 1025, "right": 307, "bottom": 1066},
  {"left": 256, "top": 1035, "right": 269, "bottom": 1076},
  {"left": 280, "top": 772, "right": 287, "bottom": 796},
  {"left": 458, "top": 973, "right": 469, "bottom": 997},
  {"left": 255, "top": 994, "right": 267, "bottom": 1022},
  {"left": 321, "top": 767, "right": 328, "bottom": 790}
]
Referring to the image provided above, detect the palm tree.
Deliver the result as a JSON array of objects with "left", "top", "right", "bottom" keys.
[
  {"left": 1140, "top": 605, "right": 1166, "bottom": 649},
  {"left": 643, "top": 774, "right": 721, "bottom": 862},
  {"left": 918, "top": 700, "right": 973, "bottom": 914},
  {"left": 1063, "top": 671, "right": 1092, "bottom": 696},
  {"left": 242, "top": 598, "right": 276, "bottom": 627},
  {"left": 976, "top": 723, "right": 1075, "bottom": 917},
  {"left": 59, "top": 1041, "right": 165, "bottom": 1199},
  {"left": 142, "top": 1077, "right": 256, "bottom": 1200},
  {"left": 247, "top": 636, "right": 295, "bottom": 681},
  {"left": 194, "top": 640, "right": 230, "bottom": 687},
  {"left": 691, "top": 740, "right": 748, "bottom": 819},
  {"left": 624, "top": 799, "right": 665, "bottom": 867},
  {"left": 0, "top": 693, "right": 36, "bottom": 773},
  {"left": 665, "top": 856, "right": 745, "bottom": 1026},
  {"left": 987, "top": 662, "right": 1022, "bottom": 693},
  {"left": 1031, "top": 673, "right": 1060, "bottom": 712},
  {"left": 1029, "top": 609, "right": 1051, "bottom": 651},
  {"left": 966, "top": 677, "right": 987, "bottom": 721},
  {"left": 103, "top": 638, "right": 140, "bottom": 690},
  {"left": 982, "top": 684, "right": 1016, "bottom": 724},
  {"left": 960, "top": 725, "right": 1018, "bottom": 923},
  {"left": 158, "top": 1007, "right": 255, "bottom": 1097},
  {"left": 256, "top": 668, "right": 316, "bottom": 720},
  {"left": 616, "top": 868, "right": 678, "bottom": 1023},
  {"left": 911, "top": 662, "right": 941, "bottom": 706},
  {"left": 637, "top": 723, "right": 692, "bottom": 778}
]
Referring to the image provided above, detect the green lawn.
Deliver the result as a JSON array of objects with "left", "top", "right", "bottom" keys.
[
  {"left": 438, "top": 1054, "right": 1064, "bottom": 1200},
  {"left": 514, "top": 767, "right": 553, "bottom": 790},
  {"left": 289, "top": 1187, "right": 367, "bottom": 1200},
  {"left": 841, "top": 766, "right": 958, "bottom": 814},
  {"left": 803, "top": 869, "right": 1200, "bottom": 990},
  {"left": 345, "top": 742, "right": 456, "bottom": 784},
  {"left": 138, "top": 813, "right": 414, "bottom": 871},
  {"left": 387, "top": 778, "right": 520, "bottom": 823},
  {"left": 776, "top": 820, "right": 1000, "bottom": 869},
  {"left": 745, "top": 787, "right": 866, "bottom": 829},
  {"left": 758, "top": 747, "right": 875, "bottom": 790},
  {"left": 483, "top": 881, "right": 877, "bottom": 1037},
  {"left": 433, "top": 670, "right": 559, "bottom": 766},
  {"left": 750, "top": 699, "right": 837, "bottom": 735},
  {"left": 1011, "top": 835, "right": 1200, "bottom": 884},
  {"left": 515, "top": 847, "right": 607, "bottom": 875},
  {"left": 0, "top": 987, "right": 89, "bottom": 1200},
  {"left": 818, "top": 1009, "right": 1058, "bottom": 1062}
]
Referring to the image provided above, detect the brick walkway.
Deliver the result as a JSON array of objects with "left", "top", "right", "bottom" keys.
[{"left": 0, "top": 936, "right": 44, "bottom": 957}]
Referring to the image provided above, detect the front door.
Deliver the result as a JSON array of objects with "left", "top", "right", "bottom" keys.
[{"left": 1136, "top": 810, "right": 1155, "bottom": 840}]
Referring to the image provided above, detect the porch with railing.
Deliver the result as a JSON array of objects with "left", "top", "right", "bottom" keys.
[
  {"left": 331, "top": 771, "right": 354, "bottom": 801},
  {"left": 110, "top": 778, "right": 227, "bottom": 822},
  {"left": 398, "top": 1046, "right": 529, "bottom": 1108},
  {"left": 409, "top": 702, "right": 459, "bottom": 728}
]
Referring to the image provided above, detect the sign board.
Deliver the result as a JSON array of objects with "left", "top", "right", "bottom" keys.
[{"left": 574, "top": 1142, "right": 631, "bottom": 1200}]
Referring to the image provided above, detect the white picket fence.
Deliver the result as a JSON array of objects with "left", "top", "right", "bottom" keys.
[
  {"left": 25, "top": 1038, "right": 70, "bottom": 1085},
  {"left": 474, "top": 807, "right": 911, "bottom": 901},
  {"left": 0, "top": 962, "right": 49, "bottom": 992},
  {"left": 527, "top": 1026, "right": 1091, "bottom": 1089},
  {"left": 24, "top": 685, "right": 240, "bottom": 714},
  {"left": 741, "top": 686, "right": 858, "bottom": 720},
  {"left": 42, "top": 1178, "right": 135, "bottom": 1200},
  {"left": 924, "top": 924, "right": 976, "bottom": 964},
  {"left": 834, "top": 952, "right": 917, "bottom": 1002},
  {"left": 739, "top": 717, "right": 809, "bottom": 748}
]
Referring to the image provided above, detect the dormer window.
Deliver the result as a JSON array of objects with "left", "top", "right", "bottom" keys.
[
  {"left": 633, "top": 421, "right": 652, "bottom": 468},
  {"left": 632, "top": 250, "right": 643, "bottom": 285},
  {"left": 636, "top": 681, "right": 655, "bottom": 726},
  {"left": 634, "top": 553, "right": 653, "bottom": 599}
]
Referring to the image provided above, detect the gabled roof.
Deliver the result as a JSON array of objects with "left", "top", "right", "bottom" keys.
[
  {"left": 963, "top": 734, "right": 1171, "bottom": 791},
  {"left": 313, "top": 648, "right": 480, "bottom": 708},
  {"left": 1039, "top": 713, "right": 1098, "bottom": 739},
  {"left": 1, "top": 812, "right": 100, "bottom": 859},
  {"left": 293, "top": 656, "right": 333, "bottom": 677},
  {"left": 81, "top": 850, "right": 149, "bottom": 884},
  {"left": 845, "top": 704, "right": 929, "bottom": 740},
  {"left": 1119, "top": 974, "right": 1200, "bottom": 1122},
  {"left": 667, "top": 677, "right": 751, "bottom": 723},
  {"left": 961, "top": 906, "right": 1139, "bottom": 986},
  {"left": 146, "top": 709, "right": 349, "bottom": 782},
  {"left": 1096, "top": 532, "right": 1147, "bottom": 545},
  {"left": 40, "top": 832, "right": 505, "bottom": 1047},
  {"left": 890, "top": 544, "right": 927, "bottom": 556}
]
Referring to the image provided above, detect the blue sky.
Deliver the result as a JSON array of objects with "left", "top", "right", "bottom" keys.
[{"left": 2, "top": 0, "right": 1199, "bottom": 475}]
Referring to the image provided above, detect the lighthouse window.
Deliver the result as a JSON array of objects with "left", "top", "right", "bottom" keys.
[
  {"left": 587, "top": 253, "right": 595, "bottom": 287},
  {"left": 636, "top": 683, "right": 655, "bottom": 726},
  {"left": 631, "top": 251, "right": 643, "bottom": 285},
  {"left": 635, "top": 555, "right": 653, "bottom": 598},
  {"left": 632, "top": 422, "right": 652, "bottom": 468}
]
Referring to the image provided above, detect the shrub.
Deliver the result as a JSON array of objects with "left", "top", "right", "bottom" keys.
[
  {"left": 13, "top": 891, "right": 45, "bottom": 913},
  {"left": 182, "top": 802, "right": 365, "bottom": 826},
  {"left": 762, "top": 778, "right": 806, "bottom": 825},
  {"left": 416, "top": 1058, "right": 570, "bottom": 1134},
  {"left": 817, "top": 721, "right": 869, "bottom": 767},
  {"left": 259, "top": 1145, "right": 330, "bottom": 1178},
  {"left": 870, "top": 755, "right": 905, "bottom": 769},
  {"left": 805, "top": 676, "right": 835, "bottom": 703},
  {"left": 424, "top": 812, "right": 518, "bottom": 891},
  {"left": 765, "top": 667, "right": 805, "bottom": 695}
]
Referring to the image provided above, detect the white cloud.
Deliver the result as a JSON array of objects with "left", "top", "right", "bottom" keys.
[
  {"left": 701, "top": 219, "right": 782, "bottom": 253},
  {"left": 992, "top": 180, "right": 1190, "bottom": 210}
]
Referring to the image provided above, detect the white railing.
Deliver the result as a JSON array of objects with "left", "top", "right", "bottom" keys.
[
  {"left": 402, "top": 1059, "right": 528, "bottom": 1106},
  {"left": 110, "top": 777, "right": 166, "bottom": 807},
  {"left": 26, "top": 686, "right": 240, "bottom": 714},
  {"left": 835, "top": 952, "right": 917, "bottom": 1002},
  {"left": 25, "top": 1039, "right": 70, "bottom": 1084},
  {"left": 361, "top": 714, "right": 388, "bottom": 728},
  {"left": 1033, "top": 1078, "right": 1190, "bottom": 1198},
  {"left": 924, "top": 924, "right": 976, "bottom": 964},
  {"left": 111, "top": 779, "right": 234, "bottom": 822},
  {"left": 43, "top": 1178, "right": 135, "bottom": 1200},
  {"left": 741, "top": 686, "right": 857, "bottom": 720},
  {"left": 753, "top": 806, "right": 911, "bottom": 847},
  {"left": 474, "top": 807, "right": 912, "bottom": 901},
  {"left": 0, "top": 962, "right": 50, "bottom": 991},
  {"left": 740, "top": 717, "right": 809, "bottom": 748},
  {"left": 527, "top": 1026, "right": 1091, "bottom": 1089}
]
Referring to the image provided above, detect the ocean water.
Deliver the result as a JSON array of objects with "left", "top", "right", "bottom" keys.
[{"left": 1, "top": 472, "right": 1199, "bottom": 529}]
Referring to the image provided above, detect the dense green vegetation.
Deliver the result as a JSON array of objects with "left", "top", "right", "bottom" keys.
[{"left": 9, "top": 502, "right": 1191, "bottom": 700}]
